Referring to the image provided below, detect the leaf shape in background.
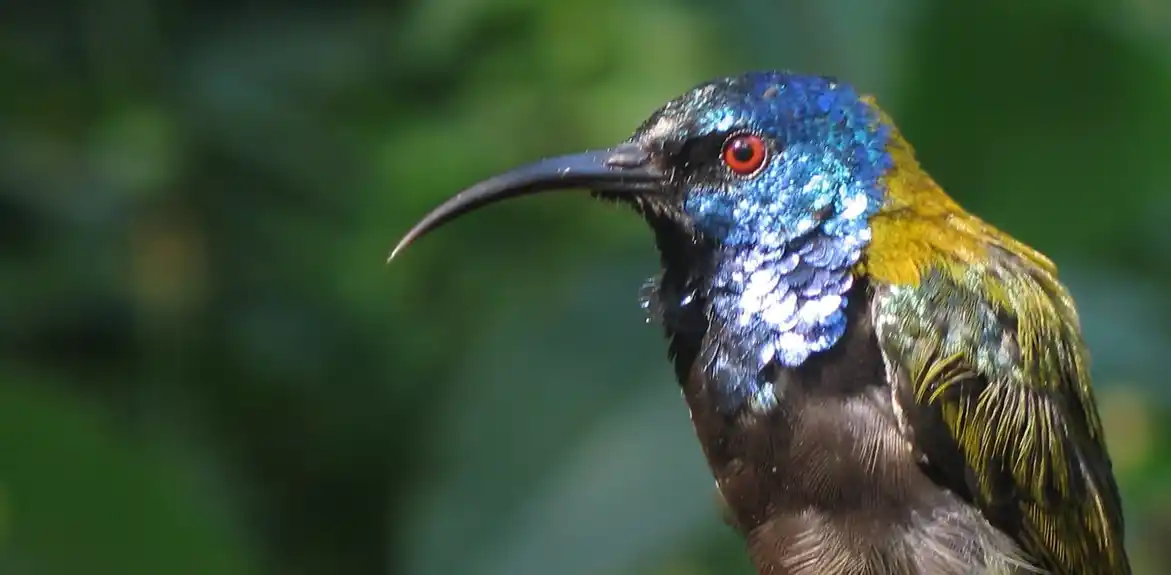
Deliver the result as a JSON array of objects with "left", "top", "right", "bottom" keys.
[{"left": 0, "top": 370, "right": 257, "bottom": 575}]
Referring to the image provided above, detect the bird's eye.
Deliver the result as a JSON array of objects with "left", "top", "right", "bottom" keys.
[{"left": 721, "top": 133, "right": 767, "bottom": 175}]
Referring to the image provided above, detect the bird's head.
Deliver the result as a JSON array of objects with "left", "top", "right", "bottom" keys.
[
  {"left": 390, "top": 71, "right": 895, "bottom": 270},
  {"left": 393, "top": 73, "right": 929, "bottom": 409}
]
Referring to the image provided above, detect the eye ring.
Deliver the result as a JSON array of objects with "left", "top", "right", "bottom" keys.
[{"left": 721, "top": 133, "right": 768, "bottom": 175}]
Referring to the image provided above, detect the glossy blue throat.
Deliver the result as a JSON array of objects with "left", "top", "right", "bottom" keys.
[{"left": 643, "top": 72, "right": 894, "bottom": 413}]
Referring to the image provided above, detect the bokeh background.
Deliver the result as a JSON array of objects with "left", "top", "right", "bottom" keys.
[{"left": 2, "top": 1, "right": 1170, "bottom": 574}]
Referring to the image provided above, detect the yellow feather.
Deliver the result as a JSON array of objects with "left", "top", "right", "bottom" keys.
[{"left": 858, "top": 95, "right": 1057, "bottom": 288}]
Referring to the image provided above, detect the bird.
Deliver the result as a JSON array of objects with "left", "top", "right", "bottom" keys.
[{"left": 388, "top": 71, "right": 1130, "bottom": 574}]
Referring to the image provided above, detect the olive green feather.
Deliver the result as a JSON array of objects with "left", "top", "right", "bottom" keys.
[{"left": 870, "top": 246, "right": 1129, "bottom": 574}]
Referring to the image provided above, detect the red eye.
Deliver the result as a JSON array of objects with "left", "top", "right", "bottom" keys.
[{"left": 721, "top": 133, "right": 768, "bottom": 175}]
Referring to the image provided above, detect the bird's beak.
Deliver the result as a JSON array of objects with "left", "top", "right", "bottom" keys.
[{"left": 387, "top": 143, "right": 664, "bottom": 261}]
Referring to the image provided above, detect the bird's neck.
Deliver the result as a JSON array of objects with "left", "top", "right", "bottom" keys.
[{"left": 646, "top": 229, "right": 865, "bottom": 414}]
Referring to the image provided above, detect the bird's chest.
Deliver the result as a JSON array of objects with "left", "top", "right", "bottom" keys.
[
  {"left": 663, "top": 290, "right": 1025, "bottom": 574},
  {"left": 680, "top": 336, "right": 920, "bottom": 534},
  {"left": 663, "top": 277, "right": 912, "bottom": 516}
]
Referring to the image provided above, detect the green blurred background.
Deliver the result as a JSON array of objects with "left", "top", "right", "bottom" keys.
[{"left": 2, "top": 1, "right": 1170, "bottom": 574}]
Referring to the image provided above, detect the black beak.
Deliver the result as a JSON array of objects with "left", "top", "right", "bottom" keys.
[{"left": 388, "top": 143, "right": 664, "bottom": 261}]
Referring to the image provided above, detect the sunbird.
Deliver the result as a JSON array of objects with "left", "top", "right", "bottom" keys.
[{"left": 390, "top": 71, "right": 1129, "bottom": 575}]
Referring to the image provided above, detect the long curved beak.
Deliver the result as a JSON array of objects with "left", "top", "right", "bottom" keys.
[{"left": 388, "top": 143, "right": 664, "bottom": 262}]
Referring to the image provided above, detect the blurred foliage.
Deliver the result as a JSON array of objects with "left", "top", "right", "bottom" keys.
[{"left": 1, "top": 0, "right": 1169, "bottom": 574}]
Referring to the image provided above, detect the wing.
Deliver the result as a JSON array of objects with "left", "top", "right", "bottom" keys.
[{"left": 870, "top": 248, "right": 1130, "bottom": 574}]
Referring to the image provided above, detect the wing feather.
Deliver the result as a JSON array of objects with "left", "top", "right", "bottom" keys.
[{"left": 871, "top": 248, "right": 1129, "bottom": 574}]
